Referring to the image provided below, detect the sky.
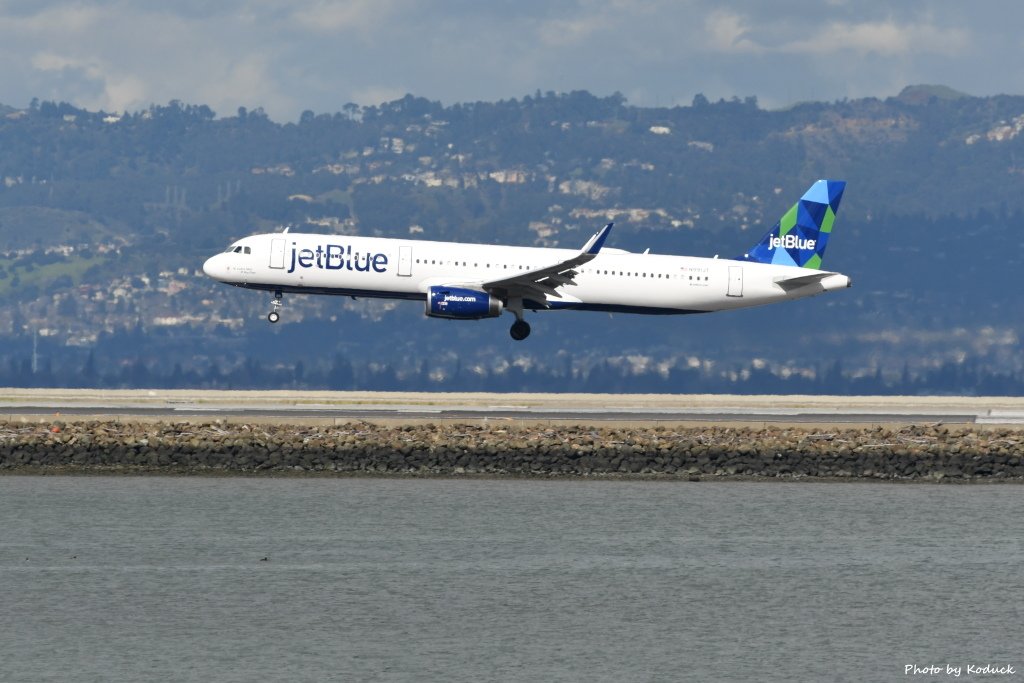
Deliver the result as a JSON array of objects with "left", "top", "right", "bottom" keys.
[{"left": 0, "top": 0, "right": 1021, "bottom": 121}]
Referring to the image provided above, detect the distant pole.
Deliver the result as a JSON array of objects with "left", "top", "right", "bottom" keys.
[{"left": 32, "top": 328, "right": 38, "bottom": 374}]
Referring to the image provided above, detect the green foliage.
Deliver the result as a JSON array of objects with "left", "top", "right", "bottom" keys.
[
  {"left": 0, "top": 252, "right": 107, "bottom": 296},
  {"left": 1, "top": 90, "right": 1024, "bottom": 393},
  {"left": 3, "top": 91, "right": 1024, "bottom": 254}
]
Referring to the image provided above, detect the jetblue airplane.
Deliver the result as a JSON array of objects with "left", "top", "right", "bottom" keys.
[{"left": 202, "top": 179, "right": 850, "bottom": 340}]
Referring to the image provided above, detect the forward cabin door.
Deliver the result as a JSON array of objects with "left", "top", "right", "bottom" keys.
[
  {"left": 727, "top": 266, "right": 743, "bottom": 297},
  {"left": 398, "top": 246, "right": 412, "bottom": 276},
  {"left": 269, "top": 239, "right": 286, "bottom": 269}
]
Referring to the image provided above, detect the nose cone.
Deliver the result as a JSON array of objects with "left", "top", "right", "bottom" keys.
[{"left": 203, "top": 254, "right": 224, "bottom": 280}]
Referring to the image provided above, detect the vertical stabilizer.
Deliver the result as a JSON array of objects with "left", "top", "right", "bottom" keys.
[{"left": 737, "top": 179, "right": 846, "bottom": 269}]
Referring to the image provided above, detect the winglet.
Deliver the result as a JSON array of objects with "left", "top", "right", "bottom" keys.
[
  {"left": 582, "top": 222, "right": 613, "bottom": 255},
  {"left": 480, "top": 222, "right": 613, "bottom": 303}
]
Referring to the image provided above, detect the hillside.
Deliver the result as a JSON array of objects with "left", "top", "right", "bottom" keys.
[{"left": 1, "top": 89, "right": 1022, "bottom": 393}]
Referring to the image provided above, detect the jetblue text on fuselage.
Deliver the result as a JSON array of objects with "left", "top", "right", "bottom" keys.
[
  {"left": 769, "top": 234, "right": 816, "bottom": 250},
  {"left": 287, "top": 243, "right": 388, "bottom": 274}
]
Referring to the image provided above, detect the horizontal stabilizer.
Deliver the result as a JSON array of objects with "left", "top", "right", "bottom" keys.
[
  {"left": 773, "top": 272, "right": 833, "bottom": 291},
  {"left": 774, "top": 271, "right": 851, "bottom": 292}
]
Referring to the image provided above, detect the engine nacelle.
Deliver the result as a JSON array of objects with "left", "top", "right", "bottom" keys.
[{"left": 425, "top": 286, "right": 503, "bottom": 320}]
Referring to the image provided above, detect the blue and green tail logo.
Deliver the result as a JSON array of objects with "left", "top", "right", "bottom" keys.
[{"left": 737, "top": 179, "right": 845, "bottom": 269}]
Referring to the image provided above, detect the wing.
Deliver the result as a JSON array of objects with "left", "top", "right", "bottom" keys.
[{"left": 480, "top": 223, "right": 613, "bottom": 306}]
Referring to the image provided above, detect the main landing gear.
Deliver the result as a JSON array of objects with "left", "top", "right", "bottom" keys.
[
  {"left": 507, "top": 297, "right": 530, "bottom": 340},
  {"left": 510, "top": 319, "right": 531, "bottom": 341},
  {"left": 267, "top": 290, "right": 282, "bottom": 324}
]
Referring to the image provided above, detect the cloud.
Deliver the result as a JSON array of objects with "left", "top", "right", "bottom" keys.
[
  {"left": 704, "top": 10, "right": 761, "bottom": 53},
  {"left": 0, "top": 1, "right": 1015, "bottom": 120},
  {"left": 30, "top": 52, "right": 89, "bottom": 73},
  {"left": 702, "top": 7, "right": 969, "bottom": 58},
  {"left": 537, "top": 13, "right": 612, "bottom": 47},
  {"left": 290, "top": 0, "right": 404, "bottom": 34},
  {"left": 195, "top": 55, "right": 292, "bottom": 116},
  {"left": 350, "top": 85, "right": 410, "bottom": 107},
  {"left": 0, "top": 2, "right": 301, "bottom": 116},
  {"left": 5, "top": 4, "right": 102, "bottom": 34},
  {"left": 781, "top": 20, "right": 969, "bottom": 56},
  {"left": 101, "top": 75, "right": 149, "bottom": 113}
]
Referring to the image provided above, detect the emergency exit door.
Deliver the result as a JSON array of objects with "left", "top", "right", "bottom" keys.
[
  {"left": 727, "top": 266, "right": 743, "bottom": 297},
  {"left": 398, "top": 246, "right": 412, "bottom": 276}
]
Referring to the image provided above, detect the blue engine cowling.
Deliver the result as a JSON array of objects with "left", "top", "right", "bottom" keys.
[{"left": 425, "top": 286, "right": 503, "bottom": 319}]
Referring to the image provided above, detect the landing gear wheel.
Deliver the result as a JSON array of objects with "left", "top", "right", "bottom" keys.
[
  {"left": 267, "top": 290, "right": 283, "bottom": 324},
  {"left": 510, "top": 319, "right": 531, "bottom": 340}
]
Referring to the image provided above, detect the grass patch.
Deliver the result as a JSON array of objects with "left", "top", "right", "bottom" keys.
[{"left": 0, "top": 254, "right": 108, "bottom": 295}]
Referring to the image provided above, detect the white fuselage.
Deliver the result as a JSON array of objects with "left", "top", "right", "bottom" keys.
[{"left": 203, "top": 232, "right": 850, "bottom": 315}]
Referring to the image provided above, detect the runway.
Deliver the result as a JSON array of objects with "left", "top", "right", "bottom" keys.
[{"left": 3, "top": 389, "right": 1024, "bottom": 425}]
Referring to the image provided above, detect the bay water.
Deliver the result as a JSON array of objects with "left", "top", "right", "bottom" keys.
[{"left": 0, "top": 477, "right": 1020, "bottom": 682}]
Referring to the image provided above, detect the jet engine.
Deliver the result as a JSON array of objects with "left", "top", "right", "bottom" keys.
[{"left": 425, "top": 286, "right": 503, "bottom": 319}]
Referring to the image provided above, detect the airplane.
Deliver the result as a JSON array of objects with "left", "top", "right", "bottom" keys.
[{"left": 202, "top": 179, "right": 850, "bottom": 340}]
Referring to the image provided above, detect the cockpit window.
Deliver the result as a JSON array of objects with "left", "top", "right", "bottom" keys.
[
  {"left": 223, "top": 244, "right": 251, "bottom": 254},
  {"left": 244, "top": 246, "right": 251, "bottom": 254}
]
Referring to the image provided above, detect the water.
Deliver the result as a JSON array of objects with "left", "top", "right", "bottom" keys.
[{"left": 0, "top": 477, "right": 1020, "bottom": 683}]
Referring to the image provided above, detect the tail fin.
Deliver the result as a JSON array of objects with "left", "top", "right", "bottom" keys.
[{"left": 737, "top": 179, "right": 846, "bottom": 269}]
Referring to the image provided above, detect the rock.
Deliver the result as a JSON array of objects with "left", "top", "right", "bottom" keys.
[{"left": 0, "top": 419, "right": 1021, "bottom": 481}]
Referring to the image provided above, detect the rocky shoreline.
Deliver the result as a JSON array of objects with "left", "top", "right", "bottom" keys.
[{"left": 1, "top": 420, "right": 1023, "bottom": 481}]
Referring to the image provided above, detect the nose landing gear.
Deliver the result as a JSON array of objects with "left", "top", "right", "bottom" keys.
[{"left": 268, "top": 290, "right": 283, "bottom": 324}]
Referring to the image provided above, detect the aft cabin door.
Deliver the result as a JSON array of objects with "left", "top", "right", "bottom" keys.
[
  {"left": 398, "top": 246, "right": 412, "bottom": 277},
  {"left": 269, "top": 239, "right": 286, "bottom": 269},
  {"left": 727, "top": 266, "right": 743, "bottom": 297}
]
